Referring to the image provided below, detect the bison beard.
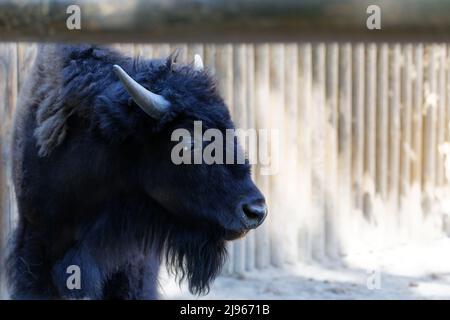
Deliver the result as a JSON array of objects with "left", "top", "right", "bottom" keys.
[
  {"left": 144, "top": 209, "right": 227, "bottom": 295},
  {"left": 162, "top": 224, "right": 227, "bottom": 295}
]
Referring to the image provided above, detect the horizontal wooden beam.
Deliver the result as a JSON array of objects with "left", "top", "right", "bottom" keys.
[{"left": 0, "top": 0, "right": 450, "bottom": 43}]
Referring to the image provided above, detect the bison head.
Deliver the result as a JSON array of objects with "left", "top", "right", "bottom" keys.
[{"left": 100, "top": 52, "right": 267, "bottom": 294}]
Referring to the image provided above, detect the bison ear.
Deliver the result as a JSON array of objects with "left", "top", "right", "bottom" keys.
[{"left": 166, "top": 48, "right": 181, "bottom": 70}]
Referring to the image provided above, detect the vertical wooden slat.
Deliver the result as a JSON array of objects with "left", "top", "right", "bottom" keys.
[
  {"left": 352, "top": 43, "right": 365, "bottom": 252},
  {"left": 389, "top": 44, "right": 401, "bottom": 238},
  {"left": 298, "top": 44, "right": 313, "bottom": 262},
  {"left": 204, "top": 44, "right": 216, "bottom": 76},
  {"left": 400, "top": 45, "right": 413, "bottom": 199},
  {"left": 412, "top": 45, "right": 424, "bottom": 186},
  {"left": 254, "top": 44, "right": 271, "bottom": 269},
  {"left": 283, "top": 43, "right": 299, "bottom": 264},
  {"left": 423, "top": 45, "right": 438, "bottom": 215},
  {"left": 410, "top": 44, "right": 424, "bottom": 238},
  {"left": 324, "top": 43, "right": 339, "bottom": 258},
  {"left": 215, "top": 45, "right": 233, "bottom": 110},
  {"left": 377, "top": 44, "right": 389, "bottom": 201},
  {"left": 352, "top": 43, "right": 365, "bottom": 212},
  {"left": 310, "top": 43, "right": 326, "bottom": 260},
  {"left": 338, "top": 43, "right": 352, "bottom": 254},
  {"left": 400, "top": 44, "right": 413, "bottom": 241},
  {"left": 269, "top": 43, "right": 285, "bottom": 267},
  {"left": 376, "top": 44, "right": 389, "bottom": 247},
  {"left": 152, "top": 44, "right": 171, "bottom": 59},
  {"left": 437, "top": 45, "right": 447, "bottom": 188},
  {"left": 363, "top": 43, "right": 377, "bottom": 227}
]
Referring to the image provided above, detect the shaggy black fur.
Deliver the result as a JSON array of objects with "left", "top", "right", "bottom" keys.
[{"left": 6, "top": 44, "right": 265, "bottom": 299}]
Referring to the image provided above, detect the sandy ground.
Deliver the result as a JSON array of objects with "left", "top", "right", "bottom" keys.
[{"left": 160, "top": 237, "right": 450, "bottom": 300}]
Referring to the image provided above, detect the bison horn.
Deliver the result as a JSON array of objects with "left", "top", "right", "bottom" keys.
[
  {"left": 113, "top": 65, "right": 171, "bottom": 119},
  {"left": 193, "top": 54, "right": 204, "bottom": 71}
]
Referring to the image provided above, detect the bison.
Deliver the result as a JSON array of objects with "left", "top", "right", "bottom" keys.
[{"left": 6, "top": 44, "right": 267, "bottom": 299}]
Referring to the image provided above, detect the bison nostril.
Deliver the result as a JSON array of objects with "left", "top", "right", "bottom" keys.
[{"left": 242, "top": 201, "right": 267, "bottom": 227}]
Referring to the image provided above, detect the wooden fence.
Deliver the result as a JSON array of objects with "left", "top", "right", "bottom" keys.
[{"left": 1, "top": 43, "right": 450, "bottom": 287}]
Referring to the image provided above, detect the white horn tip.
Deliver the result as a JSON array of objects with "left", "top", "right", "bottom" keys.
[
  {"left": 194, "top": 54, "right": 204, "bottom": 71},
  {"left": 112, "top": 64, "right": 126, "bottom": 78},
  {"left": 112, "top": 64, "right": 121, "bottom": 72}
]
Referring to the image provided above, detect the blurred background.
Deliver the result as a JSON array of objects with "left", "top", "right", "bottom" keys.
[{"left": 2, "top": 42, "right": 450, "bottom": 299}]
